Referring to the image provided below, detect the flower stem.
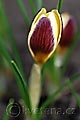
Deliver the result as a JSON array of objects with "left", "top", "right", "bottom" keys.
[
  {"left": 57, "top": 0, "right": 63, "bottom": 13},
  {"left": 29, "top": 64, "right": 42, "bottom": 110}
]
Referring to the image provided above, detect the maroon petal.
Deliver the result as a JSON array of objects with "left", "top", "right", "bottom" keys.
[
  {"left": 30, "top": 17, "right": 54, "bottom": 55},
  {"left": 60, "top": 18, "right": 75, "bottom": 47}
]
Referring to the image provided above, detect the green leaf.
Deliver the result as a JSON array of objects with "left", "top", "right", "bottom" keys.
[
  {"left": 38, "top": 73, "right": 80, "bottom": 120},
  {"left": 36, "top": 0, "right": 42, "bottom": 11},
  {"left": 0, "top": 36, "right": 12, "bottom": 64},
  {"left": 3, "top": 111, "right": 9, "bottom": 120},
  {"left": 11, "top": 60, "right": 31, "bottom": 112},
  {"left": 29, "top": 0, "right": 36, "bottom": 16},
  {"left": 62, "top": 29, "right": 80, "bottom": 74},
  {"left": 0, "top": 0, "right": 26, "bottom": 79},
  {"left": 16, "top": 0, "right": 30, "bottom": 26},
  {"left": 0, "top": 37, "right": 31, "bottom": 113},
  {"left": 48, "top": 57, "right": 61, "bottom": 85},
  {"left": 67, "top": 80, "right": 80, "bottom": 107},
  {"left": 42, "top": 54, "right": 61, "bottom": 88},
  {"left": 3, "top": 99, "right": 14, "bottom": 120},
  {"left": 57, "top": 0, "right": 63, "bottom": 13}
]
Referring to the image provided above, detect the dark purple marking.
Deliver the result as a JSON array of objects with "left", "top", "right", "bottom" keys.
[
  {"left": 60, "top": 18, "right": 75, "bottom": 47},
  {"left": 30, "top": 17, "right": 54, "bottom": 54}
]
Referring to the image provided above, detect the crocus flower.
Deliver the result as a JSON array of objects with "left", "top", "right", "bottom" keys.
[
  {"left": 55, "top": 13, "right": 75, "bottom": 67},
  {"left": 28, "top": 8, "right": 62, "bottom": 65},
  {"left": 58, "top": 12, "right": 75, "bottom": 54}
]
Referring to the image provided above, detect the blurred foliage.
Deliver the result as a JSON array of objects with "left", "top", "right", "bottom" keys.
[{"left": 0, "top": 0, "right": 80, "bottom": 120}]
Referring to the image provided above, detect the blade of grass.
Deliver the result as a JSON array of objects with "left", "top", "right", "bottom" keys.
[
  {"left": 57, "top": 0, "right": 63, "bottom": 13},
  {"left": 37, "top": 73, "right": 80, "bottom": 120},
  {"left": 3, "top": 110, "right": 9, "bottom": 120},
  {"left": 42, "top": 54, "right": 61, "bottom": 88},
  {"left": 29, "top": 0, "right": 36, "bottom": 16},
  {"left": 0, "top": 36, "right": 31, "bottom": 112},
  {"left": 3, "top": 99, "right": 14, "bottom": 120},
  {"left": 62, "top": 29, "right": 80, "bottom": 74},
  {"left": 0, "top": 4, "right": 7, "bottom": 39},
  {"left": 36, "top": 0, "right": 42, "bottom": 11},
  {"left": 0, "top": 37, "right": 12, "bottom": 64},
  {"left": 47, "top": 58, "right": 60, "bottom": 85},
  {"left": 0, "top": 0, "right": 26, "bottom": 79},
  {"left": 11, "top": 60, "right": 31, "bottom": 112},
  {"left": 3, "top": 112, "right": 9, "bottom": 120},
  {"left": 68, "top": 80, "right": 80, "bottom": 107},
  {"left": 16, "top": 0, "right": 30, "bottom": 26}
]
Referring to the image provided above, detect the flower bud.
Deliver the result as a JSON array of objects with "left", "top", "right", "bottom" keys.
[
  {"left": 59, "top": 13, "right": 75, "bottom": 48},
  {"left": 28, "top": 8, "right": 62, "bottom": 64},
  {"left": 55, "top": 13, "right": 75, "bottom": 67}
]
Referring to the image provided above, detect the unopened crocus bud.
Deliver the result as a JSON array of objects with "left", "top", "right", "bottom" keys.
[
  {"left": 58, "top": 13, "right": 75, "bottom": 53},
  {"left": 28, "top": 8, "right": 62, "bottom": 65},
  {"left": 55, "top": 13, "right": 75, "bottom": 67}
]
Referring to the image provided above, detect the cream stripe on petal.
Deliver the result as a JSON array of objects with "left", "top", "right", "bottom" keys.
[
  {"left": 28, "top": 15, "right": 46, "bottom": 59},
  {"left": 51, "top": 10, "right": 62, "bottom": 43},
  {"left": 45, "top": 10, "right": 62, "bottom": 61},
  {"left": 47, "top": 11, "right": 58, "bottom": 50},
  {"left": 61, "top": 13, "right": 70, "bottom": 29},
  {"left": 32, "top": 8, "right": 46, "bottom": 26},
  {"left": 28, "top": 8, "right": 47, "bottom": 59}
]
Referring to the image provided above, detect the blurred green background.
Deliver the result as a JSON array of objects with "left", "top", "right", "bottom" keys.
[{"left": 0, "top": 0, "right": 80, "bottom": 120}]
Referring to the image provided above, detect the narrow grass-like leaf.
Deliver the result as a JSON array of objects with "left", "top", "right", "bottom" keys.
[
  {"left": 57, "top": 0, "right": 63, "bottom": 13},
  {"left": 16, "top": 0, "right": 30, "bottom": 26},
  {"left": 36, "top": 0, "right": 42, "bottom": 11},
  {"left": 0, "top": 36, "right": 12, "bottom": 63},
  {"left": 0, "top": 0, "right": 26, "bottom": 79},
  {"left": 38, "top": 73, "right": 80, "bottom": 120},
  {"left": 0, "top": 37, "right": 31, "bottom": 112},
  {"left": 62, "top": 29, "right": 80, "bottom": 74},
  {"left": 3, "top": 110, "right": 9, "bottom": 120},
  {"left": 3, "top": 99, "right": 14, "bottom": 120},
  {"left": 48, "top": 57, "right": 61, "bottom": 85},
  {"left": 29, "top": 0, "right": 36, "bottom": 16},
  {"left": 68, "top": 80, "right": 80, "bottom": 107},
  {"left": 11, "top": 60, "right": 31, "bottom": 112},
  {"left": 42, "top": 54, "right": 61, "bottom": 88}
]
